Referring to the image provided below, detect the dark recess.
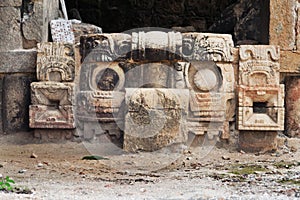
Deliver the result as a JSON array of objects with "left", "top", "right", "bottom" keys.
[{"left": 65, "top": 0, "right": 269, "bottom": 44}]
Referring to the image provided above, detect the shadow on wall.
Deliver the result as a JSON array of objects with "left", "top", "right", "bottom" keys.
[{"left": 65, "top": 0, "right": 269, "bottom": 44}]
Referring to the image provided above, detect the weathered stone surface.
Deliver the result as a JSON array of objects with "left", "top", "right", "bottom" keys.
[
  {"left": 0, "top": 76, "right": 5, "bottom": 134},
  {"left": 269, "top": 0, "right": 296, "bottom": 50},
  {"left": 80, "top": 33, "right": 131, "bottom": 62},
  {"left": 239, "top": 45, "right": 280, "bottom": 85},
  {"left": 31, "top": 82, "right": 74, "bottom": 106},
  {"left": 72, "top": 22, "right": 102, "bottom": 43},
  {"left": 22, "top": 0, "right": 59, "bottom": 47},
  {"left": 124, "top": 88, "right": 188, "bottom": 152},
  {"left": 182, "top": 33, "right": 234, "bottom": 62},
  {"left": 29, "top": 105, "right": 75, "bottom": 129},
  {"left": 37, "top": 43, "right": 75, "bottom": 82},
  {"left": 238, "top": 85, "right": 285, "bottom": 108},
  {"left": 76, "top": 91, "right": 124, "bottom": 122},
  {"left": 0, "top": 0, "right": 22, "bottom": 7},
  {"left": 285, "top": 76, "right": 300, "bottom": 138},
  {"left": 238, "top": 131, "right": 277, "bottom": 153},
  {"left": 280, "top": 51, "right": 300, "bottom": 73},
  {"left": 238, "top": 107, "right": 285, "bottom": 131},
  {"left": 238, "top": 45, "right": 284, "bottom": 131},
  {"left": 0, "top": 50, "right": 36, "bottom": 73},
  {"left": 33, "top": 129, "right": 76, "bottom": 142},
  {"left": 3, "top": 74, "right": 35, "bottom": 132},
  {"left": 0, "top": 7, "right": 22, "bottom": 51}
]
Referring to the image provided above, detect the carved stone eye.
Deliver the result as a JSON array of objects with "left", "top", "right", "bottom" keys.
[
  {"left": 96, "top": 68, "right": 120, "bottom": 91},
  {"left": 193, "top": 68, "right": 218, "bottom": 92}
]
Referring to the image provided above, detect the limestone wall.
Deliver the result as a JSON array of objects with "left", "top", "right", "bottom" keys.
[{"left": 0, "top": 0, "right": 59, "bottom": 133}]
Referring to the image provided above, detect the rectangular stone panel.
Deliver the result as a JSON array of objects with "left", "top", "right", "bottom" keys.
[
  {"left": 270, "top": 0, "right": 296, "bottom": 50},
  {"left": 3, "top": 74, "right": 35, "bottom": 132},
  {"left": 239, "top": 45, "right": 280, "bottom": 86},
  {"left": 181, "top": 33, "right": 234, "bottom": 62},
  {"left": 124, "top": 88, "right": 189, "bottom": 152},
  {"left": 238, "top": 107, "right": 284, "bottom": 131},
  {"left": 29, "top": 105, "right": 75, "bottom": 129},
  {"left": 238, "top": 85, "right": 285, "bottom": 107},
  {"left": 0, "top": 50, "right": 36, "bottom": 73},
  {"left": 31, "top": 82, "right": 74, "bottom": 106},
  {"left": 0, "top": 7, "right": 22, "bottom": 51}
]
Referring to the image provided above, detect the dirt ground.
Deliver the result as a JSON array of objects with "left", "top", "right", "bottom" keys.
[{"left": 0, "top": 132, "right": 299, "bottom": 200}]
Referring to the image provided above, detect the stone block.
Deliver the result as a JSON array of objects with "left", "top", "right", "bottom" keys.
[
  {"left": 238, "top": 107, "right": 284, "bottom": 131},
  {"left": 280, "top": 51, "right": 300, "bottom": 73},
  {"left": 72, "top": 22, "right": 102, "bottom": 44},
  {"left": 238, "top": 85, "right": 285, "bottom": 107},
  {"left": 181, "top": 33, "right": 234, "bottom": 62},
  {"left": 238, "top": 131, "right": 277, "bottom": 153},
  {"left": 22, "top": 0, "right": 59, "bottom": 47},
  {"left": 185, "top": 62, "right": 234, "bottom": 93},
  {"left": 124, "top": 88, "right": 189, "bottom": 152},
  {"left": 0, "top": 50, "right": 36, "bottom": 73},
  {"left": 33, "top": 129, "right": 76, "bottom": 142},
  {"left": 0, "top": 7, "right": 22, "bottom": 51},
  {"left": 37, "top": 43, "right": 75, "bottom": 82},
  {"left": 31, "top": 82, "right": 74, "bottom": 106},
  {"left": 29, "top": 105, "right": 75, "bottom": 129},
  {"left": 270, "top": 0, "right": 296, "bottom": 50},
  {"left": 80, "top": 33, "right": 132, "bottom": 62},
  {"left": 76, "top": 91, "right": 125, "bottom": 122},
  {"left": 3, "top": 74, "right": 35, "bottom": 132},
  {"left": 0, "top": 0, "right": 22, "bottom": 7},
  {"left": 285, "top": 76, "right": 300, "bottom": 137},
  {"left": 239, "top": 45, "right": 280, "bottom": 86}
]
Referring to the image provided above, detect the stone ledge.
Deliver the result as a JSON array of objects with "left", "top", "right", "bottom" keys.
[{"left": 0, "top": 50, "right": 37, "bottom": 73}]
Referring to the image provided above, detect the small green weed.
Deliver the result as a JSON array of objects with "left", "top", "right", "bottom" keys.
[
  {"left": 0, "top": 176, "right": 15, "bottom": 191},
  {"left": 230, "top": 164, "right": 266, "bottom": 175}
]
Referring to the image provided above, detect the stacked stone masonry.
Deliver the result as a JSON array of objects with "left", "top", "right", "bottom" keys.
[
  {"left": 60, "top": 31, "right": 282, "bottom": 152},
  {"left": 29, "top": 43, "right": 76, "bottom": 129}
]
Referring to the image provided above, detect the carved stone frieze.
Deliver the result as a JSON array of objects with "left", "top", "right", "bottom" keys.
[
  {"left": 238, "top": 45, "right": 284, "bottom": 131},
  {"left": 239, "top": 45, "right": 280, "bottom": 86},
  {"left": 37, "top": 42, "right": 75, "bottom": 82},
  {"left": 238, "top": 107, "right": 284, "bottom": 131},
  {"left": 80, "top": 32, "right": 235, "bottom": 62},
  {"left": 29, "top": 105, "right": 75, "bottom": 129},
  {"left": 131, "top": 31, "right": 182, "bottom": 60},
  {"left": 76, "top": 91, "right": 124, "bottom": 122},
  {"left": 31, "top": 82, "right": 74, "bottom": 106},
  {"left": 80, "top": 33, "right": 132, "bottom": 62},
  {"left": 182, "top": 33, "right": 234, "bottom": 62},
  {"left": 238, "top": 85, "right": 285, "bottom": 108}
]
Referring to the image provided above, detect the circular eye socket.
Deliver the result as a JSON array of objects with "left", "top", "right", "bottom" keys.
[
  {"left": 96, "top": 68, "right": 120, "bottom": 91},
  {"left": 193, "top": 68, "right": 218, "bottom": 91}
]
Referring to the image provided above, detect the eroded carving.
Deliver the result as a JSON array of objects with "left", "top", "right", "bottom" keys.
[
  {"left": 238, "top": 45, "right": 284, "bottom": 131},
  {"left": 182, "top": 33, "right": 234, "bottom": 62},
  {"left": 80, "top": 33, "right": 131, "bottom": 62},
  {"left": 239, "top": 45, "right": 280, "bottom": 86},
  {"left": 29, "top": 105, "right": 75, "bottom": 129},
  {"left": 31, "top": 82, "right": 74, "bottom": 106},
  {"left": 124, "top": 88, "right": 188, "bottom": 152},
  {"left": 37, "top": 43, "right": 75, "bottom": 82}
]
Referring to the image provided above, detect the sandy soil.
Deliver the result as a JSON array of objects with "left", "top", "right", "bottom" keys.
[{"left": 0, "top": 132, "right": 299, "bottom": 200}]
